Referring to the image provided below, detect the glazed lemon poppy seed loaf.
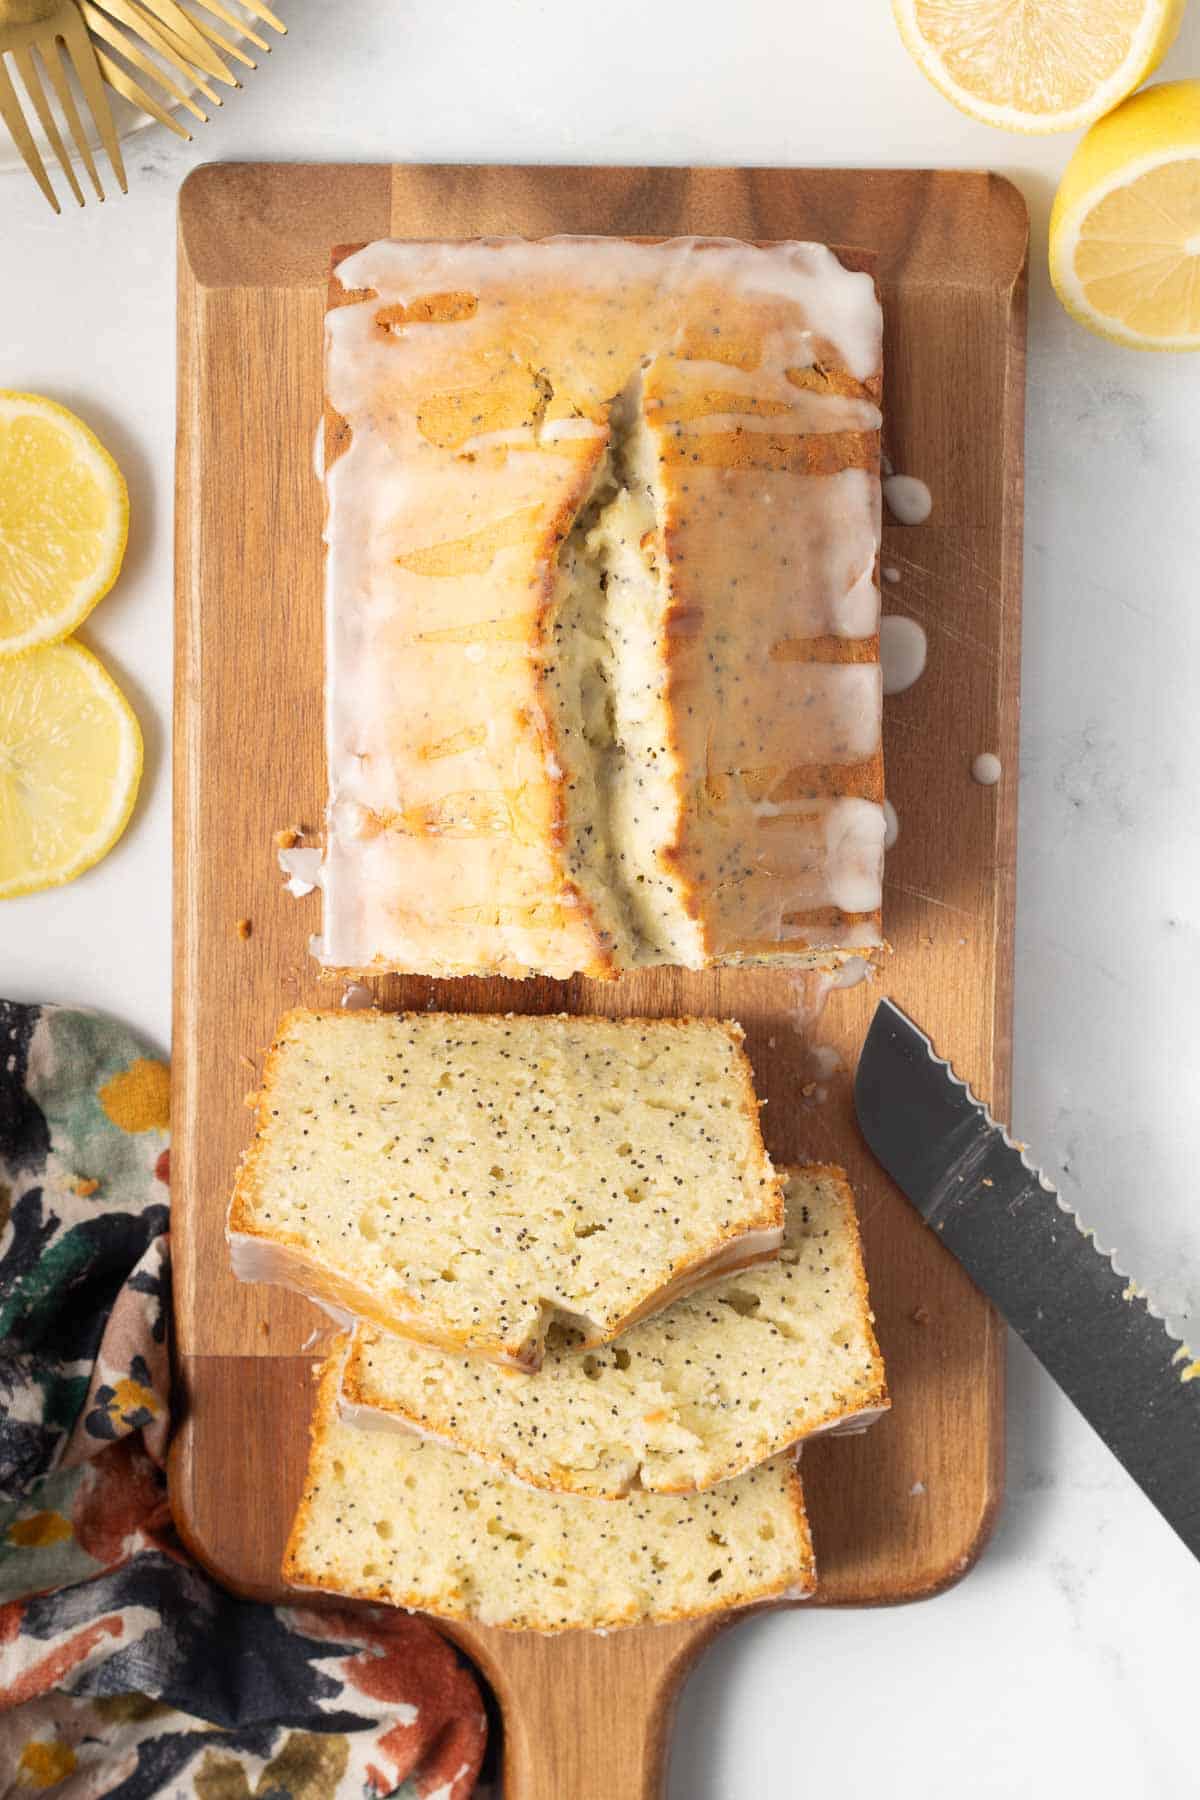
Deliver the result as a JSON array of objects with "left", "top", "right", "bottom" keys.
[
  {"left": 284, "top": 1348, "right": 815, "bottom": 1633},
  {"left": 341, "top": 1164, "right": 887, "bottom": 1497},
  {"left": 319, "top": 235, "right": 886, "bottom": 980},
  {"left": 228, "top": 1010, "right": 784, "bottom": 1370}
]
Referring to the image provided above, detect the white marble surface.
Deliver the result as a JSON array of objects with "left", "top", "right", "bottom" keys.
[{"left": 2, "top": 3, "right": 1198, "bottom": 1792}]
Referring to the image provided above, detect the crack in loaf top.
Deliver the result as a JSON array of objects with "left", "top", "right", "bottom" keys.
[{"left": 320, "top": 236, "right": 886, "bottom": 980}]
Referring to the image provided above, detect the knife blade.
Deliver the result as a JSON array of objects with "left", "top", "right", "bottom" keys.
[{"left": 854, "top": 997, "right": 1200, "bottom": 1561}]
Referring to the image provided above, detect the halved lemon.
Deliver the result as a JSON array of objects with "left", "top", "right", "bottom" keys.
[
  {"left": 0, "top": 392, "right": 129, "bottom": 656},
  {"left": 0, "top": 639, "right": 143, "bottom": 898},
  {"left": 892, "top": 0, "right": 1184, "bottom": 134},
  {"left": 1051, "top": 81, "right": 1200, "bottom": 348}
]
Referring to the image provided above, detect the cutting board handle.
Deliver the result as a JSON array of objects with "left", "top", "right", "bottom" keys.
[{"left": 455, "top": 1617, "right": 721, "bottom": 1800}]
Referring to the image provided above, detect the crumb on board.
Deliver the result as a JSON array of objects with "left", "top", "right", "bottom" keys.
[
  {"left": 910, "top": 1304, "right": 931, "bottom": 1326},
  {"left": 981, "top": 1177, "right": 993, "bottom": 1188},
  {"left": 71, "top": 1176, "right": 100, "bottom": 1198},
  {"left": 275, "top": 827, "right": 303, "bottom": 850},
  {"left": 236, "top": 917, "right": 252, "bottom": 940}
]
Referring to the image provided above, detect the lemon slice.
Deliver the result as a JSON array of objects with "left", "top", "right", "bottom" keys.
[
  {"left": 892, "top": 0, "right": 1183, "bottom": 134},
  {"left": 1051, "top": 81, "right": 1200, "bottom": 348},
  {"left": 0, "top": 392, "right": 129, "bottom": 656},
  {"left": 0, "top": 640, "right": 143, "bottom": 898}
]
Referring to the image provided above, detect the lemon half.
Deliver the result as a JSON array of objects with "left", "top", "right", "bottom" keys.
[
  {"left": 893, "top": 0, "right": 1184, "bottom": 134},
  {"left": 0, "top": 639, "right": 143, "bottom": 898},
  {"left": 1051, "top": 81, "right": 1200, "bottom": 348},
  {"left": 0, "top": 392, "right": 129, "bottom": 656}
]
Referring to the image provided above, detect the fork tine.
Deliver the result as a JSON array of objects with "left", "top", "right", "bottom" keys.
[
  {"left": 130, "top": 0, "right": 238, "bottom": 84},
  {"left": 233, "top": 0, "right": 285, "bottom": 31},
  {"left": 135, "top": 5, "right": 246, "bottom": 79},
  {"left": 39, "top": 38, "right": 105, "bottom": 201},
  {"left": 137, "top": 20, "right": 233, "bottom": 103},
  {"left": 81, "top": 1, "right": 209, "bottom": 120},
  {"left": 90, "top": 0, "right": 223, "bottom": 99},
  {"left": 141, "top": 36, "right": 223, "bottom": 107},
  {"left": 11, "top": 46, "right": 84, "bottom": 206},
  {"left": 103, "top": 2, "right": 224, "bottom": 106},
  {"left": 0, "top": 54, "right": 58, "bottom": 211},
  {"left": 183, "top": 0, "right": 270, "bottom": 54},
  {"left": 171, "top": 2, "right": 256, "bottom": 69},
  {"left": 92, "top": 43, "right": 193, "bottom": 137},
  {"left": 57, "top": 4, "right": 127, "bottom": 193}
]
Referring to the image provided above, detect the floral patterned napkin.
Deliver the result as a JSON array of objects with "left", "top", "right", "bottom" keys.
[{"left": 0, "top": 1001, "right": 487, "bottom": 1799}]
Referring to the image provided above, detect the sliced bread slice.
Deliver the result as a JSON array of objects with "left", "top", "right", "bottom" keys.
[
  {"left": 341, "top": 1165, "right": 887, "bottom": 1497},
  {"left": 228, "top": 1010, "right": 784, "bottom": 1370},
  {"left": 284, "top": 1347, "right": 815, "bottom": 1633}
]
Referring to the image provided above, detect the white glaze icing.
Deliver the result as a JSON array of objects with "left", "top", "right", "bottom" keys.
[
  {"left": 822, "top": 798, "right": 888, "bottom": 915},
  {"left": 340, "top": 981, "right": 374, "bottom": 1010},
  {"left": 226, "top": 1231, "right": 355, "bottom": 1328},
  {"left": 883, "top": 472, "right": 932, "bottom": 524},
  {"left": 882, "top": 797, "right": 899, "bottom": 849},
  {"left": 319, "top": 236, "right": 886, "bottom": 973},
  {"left": 828, "top": 954, "right": 870, "bottom": 990},
  {"left": 880, "top": 615, "right": 927, "bottom": 695},
  {"left": 784, "top": 967, "right": 838, "bottom": 1040},
  {"left": 278, "top": 845, "right": 323, "bottom": 897}
]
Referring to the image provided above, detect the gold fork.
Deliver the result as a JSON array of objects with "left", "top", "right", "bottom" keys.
[
  {"left": 0, "top": 0, "right": 284, "bottom": 211},
  {"left": 0, "top": 0, "right": 126, "bottom": 210},
  {"left": 79, "top": 0, "right": 285, "bottom": 146}
]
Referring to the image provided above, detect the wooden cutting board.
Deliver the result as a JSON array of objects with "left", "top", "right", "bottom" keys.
[{"left": 171, "top": 163, "right": 1027, "bottom": 1799}]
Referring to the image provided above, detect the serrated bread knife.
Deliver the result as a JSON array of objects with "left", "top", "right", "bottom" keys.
[{"left": 854, "top": 998, "right": 1200, "bottom": 1561}]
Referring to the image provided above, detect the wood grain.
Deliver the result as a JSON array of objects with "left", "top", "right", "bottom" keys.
[{"left": 171, "top": 163, "right": 1028, "bottom": 1798}]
